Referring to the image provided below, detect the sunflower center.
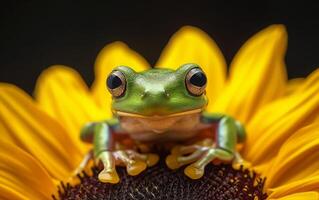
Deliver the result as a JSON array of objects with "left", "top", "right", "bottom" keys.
[{"left": 54, "top": 157, "right": 267, "bottom": 200}]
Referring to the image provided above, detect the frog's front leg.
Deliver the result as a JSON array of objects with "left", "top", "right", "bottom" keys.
[
  {"left": 80, "top": 121, "right": 159, "bottom": 184},
  {"left": 166, "top": 113, "right": 245, "bottom": 179}
]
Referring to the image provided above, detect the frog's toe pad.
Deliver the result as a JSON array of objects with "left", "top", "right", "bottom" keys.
[
  {"left": 232, "top": 160, "right": 252, "bottom": 170},
  {"left": 146, "top": 154, "right": 159, "bottom": 167},
  {"left": 171, "top": 145, "right": 182, "bottom": 154},
  {"left": 184, "top": 165, "right": 204, "bottom": 179},
  {"left": 98, "top": 169, "right": 120, "bottom": 184},
  {"left": 165, "top": 155, "right": 180, "bottom": 169},
  {"left": 127, "top": 160, "right": 147, "bottom": 176}
]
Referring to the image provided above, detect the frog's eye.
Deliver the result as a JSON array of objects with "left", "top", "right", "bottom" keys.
[
  {"left": 106, "top": 70, "right": 126, "bottom": 98},
  {"left": 185, "top": 68, "right": 207, "bottom": 96}
]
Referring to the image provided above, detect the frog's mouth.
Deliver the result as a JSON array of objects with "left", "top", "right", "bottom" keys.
[
  {"left": 115, "top": 108, "right": 203, "bottom": 135},
  {"left": 114, "top": 108, "right": 202, "bottom": 119}
]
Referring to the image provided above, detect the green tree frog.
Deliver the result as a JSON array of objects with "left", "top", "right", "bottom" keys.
[{"left": 80, "top": 63, "right": 246, "bottom": 184}]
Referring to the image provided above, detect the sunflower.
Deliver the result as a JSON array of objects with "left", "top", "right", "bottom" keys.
[{"left": 0, "top": 24, "right": 318, "bottom": 200}]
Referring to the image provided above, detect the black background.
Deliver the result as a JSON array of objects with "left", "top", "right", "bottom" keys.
[{"left": 1, "top": 0, "right": 318, "bottom": 94}]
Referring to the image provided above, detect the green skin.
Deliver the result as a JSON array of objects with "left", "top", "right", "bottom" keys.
[{"left": 80, "top": 63, "right": 246, "bottom": 183}]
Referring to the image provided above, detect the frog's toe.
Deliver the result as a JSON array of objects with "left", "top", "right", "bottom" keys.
[
  {"left": 73, "top": 150, "right": 92, "bottom": 176},
  {"left": 183, "top": 148, "right": 234, "bottom": 179},
  {"left": 232, "top": 152, "right": 252, "bottom": 170},
  {"left": 146, "top": 153, "right": 159, "bottom": 167},
  {"left": 126, "top": 150, "right": 159, "bottom": 167},
  {"left": 170, "top": 138, "right": 214, "bottom": 155},
  {"left": 171, "top": 145, "right": 181, "bottom": 154},
  {"left": 95, "top": 151, "right": 119, "bottom": 184},
  {"left": 98, "top": 168, "right": 120, "bottom": 184},
  {"left": 171, "top": 145, "right": 196, "bottom": 155},
  {"left": 126, "top": 160, "right": 147, "bottom": 176},
  {"left": 136, "top": 143, "right": 151, "bottom": 153},
  {"left": 114, "top": 150, "right": 147, "bottom": 175},
  {"left": 196, "top": 138, "right": 214, "bottom": 146},
  {"left": 166, "top": 149, "right": 204, "bottom": 170},
  {"left": 232, "top": 161, "right": 252, "bottom": 170},
  {"left": 166, "top": 154, "right": 180, "bottom": 169},
  {"left": 184, "top": 164, "right": 204, "bottom": 179}
]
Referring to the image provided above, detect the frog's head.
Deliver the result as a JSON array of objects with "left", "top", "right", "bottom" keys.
[
  {"left": 106, "top": 63, "right": 208, "bottom": 134},
  {"left": 107, "top": 64, "right": 207, "bottom": 133}
]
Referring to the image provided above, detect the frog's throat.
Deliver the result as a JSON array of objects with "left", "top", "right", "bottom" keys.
[{"left": 114, "top": 108, "right": 203, "bottom": 119}]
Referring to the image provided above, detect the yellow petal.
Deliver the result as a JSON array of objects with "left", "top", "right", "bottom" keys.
[
  {"left": 0, "top": 83, "right": 82, "bottom": 180},
  {"left": 156, "top": 26, "right": 227, "bottom": 107},
  {"left": 211, "top": 25, "right": 287, "bottom": 123},
  {"left": 265, "top": 123, "right": 319, "bottom": 188},
  {"left": 92, "top": 42, "right": 150, "bottom": 111},
  {"left": 0, "top": 119, "right": 15, "bottom": 145},
  {"left": 0, "top": 186, "right": 26, "bottom": 200},
  {"left": 284, "top": 78, "right": 304, "bottom": 96},
  {"left": 0, "top": 141, "right": 55, "bottom": 200},
  {"left": 34, "top": 65, "right": 107, "bottom": 151},
  {"left": 294, "top": 68, "right": 319, "bottom": 92},
  {"left": 269, "top": 192, "right": 319, "bottom": 200},
  {"left": 268, "top": 175, "right": 319, "bottom": 198},
  {"left": 244, "top": 68, "right": 319, "bottom": 164}
]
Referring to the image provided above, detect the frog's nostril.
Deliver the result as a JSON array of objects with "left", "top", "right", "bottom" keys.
[
  {"left": 140, "top": 92, "right": 147, "bottom": 99},
  {"left": 164, "top": 91, "right": 170, "bottom": 98}
]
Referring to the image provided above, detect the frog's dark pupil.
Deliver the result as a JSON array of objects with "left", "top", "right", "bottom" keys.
[
  {"left": 190, "top": 72, "right": 207, "bottom": 87},
  {"left": 107, "top": 74, "right": 122, "bottom": 89}
]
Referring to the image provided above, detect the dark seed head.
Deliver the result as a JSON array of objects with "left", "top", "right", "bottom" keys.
[{"left": 55, "top": 157, "right": 267, "bottom": 200}]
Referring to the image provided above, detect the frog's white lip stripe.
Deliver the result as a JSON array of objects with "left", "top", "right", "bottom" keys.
[{"left": 115, "top": 109, "right": 202, "bottom": 119}]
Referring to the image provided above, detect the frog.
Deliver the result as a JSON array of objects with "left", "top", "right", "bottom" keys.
[{"left": 79, "top": 63, "right": 246, "bottom": 184}]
